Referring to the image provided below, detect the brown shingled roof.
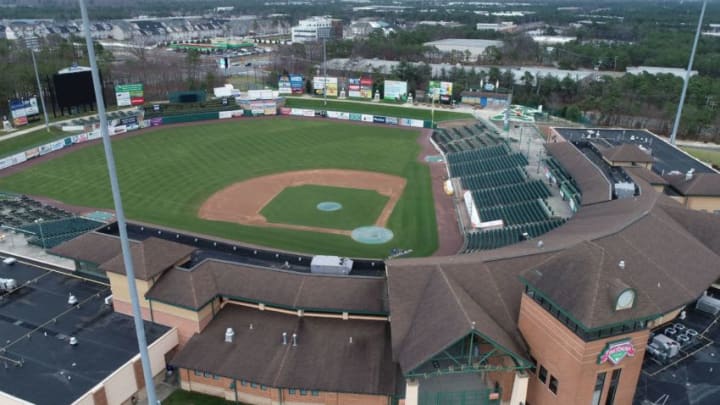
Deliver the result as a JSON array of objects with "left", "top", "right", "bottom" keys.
[
  {"left": 625, "top": 167, "right": 668, "bottom": 185},
  {"left": 147, "top": 260, "right": 388, "bottom": 314},
  {"left": 545, "top": 142, "right": 612, "bottom": 205},
  {"left": 99, "top": 237, "right": 195, "bottom": 280},
  {"left": 601, "top": 143, "right": 654, "bottom": 164},
  {"left": 170, "top": 305, "right": 399, "bottom": 395},
  {"left": 50, "top": 232, "right": 123, "bottom": 264},
  {"left": 386, "top": 260, "right": 536, "bottom": 372},
  {"left": 664, "top": 172, "right": 720, "bottom": 196}
]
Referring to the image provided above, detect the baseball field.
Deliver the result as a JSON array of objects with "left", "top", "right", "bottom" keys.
[{"left": 0, "top": 118, "right": 438, "bottom": 258}]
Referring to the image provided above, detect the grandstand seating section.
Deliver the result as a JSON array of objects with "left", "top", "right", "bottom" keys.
[
  {"left": 142, "top": 98, "right": 239, "bottom": 119},
  {"left": 464, "top": 218, "right": 567, "bottom": 252},
  {"left": 0, "top": 195, "right": 103, "bottom": 249},
  {"left": 433, "top": 121, "right": 570, "bottom": 252},
  {"left": 21, "top": 217, "right": 104, "bottom": 249},
  {"left": 431, "top": 122, "right": 506, "bottom": 154},
  {"left": 71, "top": 110, "right": 141, "bottom": 126}
]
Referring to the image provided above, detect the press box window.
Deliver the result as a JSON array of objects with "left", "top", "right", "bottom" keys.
[
  {"left": 538, "top": 365, "right": 548, "bottom": 384},
  {"left": 549, "top": 375, "right": 559, "bottom": 394}
]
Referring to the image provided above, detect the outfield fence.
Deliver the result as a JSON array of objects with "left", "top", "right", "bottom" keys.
[{"left": 0, "top": 105, "right": 436, "bottom": 172}]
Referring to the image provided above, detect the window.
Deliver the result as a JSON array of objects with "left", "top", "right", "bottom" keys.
[
  {"left": 529, "top": 355, "right": 538, "bottom": 374},
  {"left": 250, "top": 382, "right": 258, "bottom": 389},
  {"left": 605, "top": 369, "right": 622, "bottom": 405},
  {"left": 240, "top": 380, "right": 247, "bottom": 387},
  {"left": 213, "top": 374, "right": 220, "bottom": 380},
  {"left": 592, "top": 372, "right": 606, "bottom": 405},
  {"left": 300, "top": 389, "right": 308, "bottom": 396},
  {"left": 538, "top": 366, "right": 548, "bottom": 384},
  {"left": 261, "top": 385, "right": 267, "bottom": 391},
  {"left": 289, "top": 388, "right": 296, "bottom": 395},
  {"left": 311, "top": 390, "right": 319, "bottom": 396},
  {"left": 549, "top": 375, "right": 559, "bottom": 394},
  {"left": 203, "top": 371, "right": 211, "bottom": 378},
  {"left": 194, "top": 370, "right": 202, "bottom": 376}
]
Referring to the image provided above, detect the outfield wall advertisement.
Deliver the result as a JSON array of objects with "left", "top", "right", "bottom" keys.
[
  {"left": 115, "top": 83, "right": 144, "bottom": 107},
  {"left": 278, "top": 75, "right": 292, "bottom": 95},
  {"left": 9, "top": 97, "right": 40, "bottom": 127},
  {"left": 347, "top": 77, "right": 373, "bottom": 99},
  {"left": 384, "top": 80, "right": 408, "bottom": 102},
  {"left": 428, "top": 81, "right": 453, "bottom": 103},
  {"left": 290, "top": 75, "right": 304, "bottom": 94},
  {"left": 313, "top": 77, "right": 338, "bottom": 97}
]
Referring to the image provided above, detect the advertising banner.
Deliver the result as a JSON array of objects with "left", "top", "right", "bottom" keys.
[
  {"left": 349, "top": 113, "right": 362, "bottom": 121},
  {"left": 51, "top": 140, "right": 65, "bottom": 151},
  {"left": 38, "top": 143, "right": 53, "bottom": 155},
  {"left": 361, "top": 114, "right": 374, "bottom": 122},
  {"left": 429, "top": 81, "right": 453, "bottom": 103},
  {"left": 290, "top": 108, "right": 304, "bottom": 116},
  {"left": 303, "top": 109, "right": 315, "bottom": 117},
  {"left": 219, "top": 111, "right": 234, "bottom": 119},
  {"left": 25, "top": 147, "right": 39, "bottom": 159},
  {"left": 280, "top": 107, "right": 292, "bottom": 115},
  {"left": 313, "top": 77, "right": 338, "bottom": 97},
  {"left": 410, "top": 119, "right": 425, "bottom": 128},
  {"left": 348, "top": 78, "right": 361, "bottom": 98},
  {"left": 373, "top": 116, "right": 386, "bottom": 124},
  {"left": 338, "top": 112, "right": 350, "bottom": 120},
  {"left": 289, "top": 75, "right": 304, "bottom": 94},
  {"left": 386, "top": 117, "right": 398, "bottom": 125},
  {"left": 278, "top": 76, "right": 292, "bottom": 95},
  {"left": 399, "top": 118, "right": 412, "bottom": 127},
  {"left": 76, "top": 133, "right": 88, "bottom": 143},
  {"left": 9, "top": 98, "right": 40, "bottom": 127},
  {"left": 115, "top": 83, "right": 144, "bottom": 106},
  {"left": 327, "top": 111, "right": 341, "bottom": 119},
  {"left": 360, "top": 76, "right": 373, "bottom": 99},
  {"left": 0, "top": 153, "right": 27, "bottom": 171},
  {"left": 383, "top": 80, "right": 408, "bottom": 102},
  {"left": 150, "top": 117, "right": 163, "bottom": 127}
]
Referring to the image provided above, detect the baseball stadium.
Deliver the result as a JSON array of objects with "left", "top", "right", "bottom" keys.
[{"left": 1, "top": 94, "right": 720, "bottom": 405}]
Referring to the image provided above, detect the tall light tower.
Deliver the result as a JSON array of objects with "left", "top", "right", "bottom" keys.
[
  {"left": 318, "top": 26, "right": 331, "bottom": 106},
  {"left": 78, "top": 1, "right": 158, "bottom": 404},
  {"left": 670, "top": 0, "right": 707, "bottom": 145},
  {"left": 25, "top": 37, "right": 50, "bottom": 132}
]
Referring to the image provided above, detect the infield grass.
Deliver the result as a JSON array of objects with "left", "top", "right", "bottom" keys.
[
  {"left": 284, "top": 97, "right": 472, "bottom": 121},
  {"left": 0, "top": 118, "right": 437, "bottom": 258},
  {"left": 261, "top": 185, "right": 389, "bottom": 230}
]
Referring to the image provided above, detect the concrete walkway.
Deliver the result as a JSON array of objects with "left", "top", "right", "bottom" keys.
[{"left": 0, "top": 231, "right": 75, "bottom": 270}]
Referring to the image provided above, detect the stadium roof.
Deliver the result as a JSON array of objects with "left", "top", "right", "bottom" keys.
[
  {"left": 664, "top": 172, "right": 720, "bottom": 197},
  {"left": 599, "top": 143, "right": 654, "bottom": 164},
  {"left": 99, "top": 237, "right": 194, "bottom": 280},
  {"left": 624, "top": 167, "right": 668, "bottom": 186},
  {"left": 170, "top": 305, "right": 399, "bottom": 395},
  {"left": 390, "top": 177, "right": 720, "bottom": 333},
  {"left": 545, "top": 141, "right": 612, "bottom": 205},
  {"left": 146, "top": 259, "right": 388, "bottom": 314},
  {"left": 0, "top": 262, "right": 168, "bottom": 405}
]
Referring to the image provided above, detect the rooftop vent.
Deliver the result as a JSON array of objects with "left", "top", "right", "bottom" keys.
[
  {"left": 282, "top": 332, "right": 287, "bottom": 345},
  {"left": 349, "top": 336, "right": 353, "bottom": 344},
  {"left": 618, "top": 260, "right": 625, "bottom": 270},
  {"left": 537, "top": 240, "right": 544, "bottom": 249},
  {"left": 292, "top": 333, "right": 297, "bottom": 347},
  {"left": 69, "top": 336, "right": 78, "bottom": 346},
  {"left": 225, "top": 327, "right": 234, "bottom": 343},
  {"left": 686, "top": 169, "right": 695, "bottom": 181},
  {"left": 68, "top": 293, "right": 78, "bottom": 305}
]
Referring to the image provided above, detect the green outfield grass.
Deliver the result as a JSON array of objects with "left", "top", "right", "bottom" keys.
[
  {"left": 0, "top": 118, "right": 437, "bottom": 258},
  {"left": 0, "top": 127, "right": 71, "bottom": 158},
  {"left": 681, "top": 146, "right": 720, "bottom": 167},
  {"left": 284, "top": 97, "right": 472, "bottom": 121},
  {"left": 261, "top": 185, "right": 389, "bottom": 230}
]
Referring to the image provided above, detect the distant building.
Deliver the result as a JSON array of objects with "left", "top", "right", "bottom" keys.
[
  {"left": 626, "top": 66, "right": 698, "bottom": 78},
  {"left": 416, "top": 20, "right": 463, "bottom": 28},
  {"left": 291, "top": 16, "right": 342, "bottom": 43},
  {"left": 347, "top": 20, "right": 392, "bottom": 39},
  {"left": 476, "top": 21, "right": 516, "bottom": 32},
  {"left": 702, "top": 23, "right": 720, "bottom": 37},
  {"left": 424, "top": 38, "right": 504, "bottom": 60},
  {"left": 531, "top": 35, "right": 576, "bottom": 45}
]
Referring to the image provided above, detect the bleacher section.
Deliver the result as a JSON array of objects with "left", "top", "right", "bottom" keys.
[
  {"left": 464, "top": 218, "right": 567, "bottom": 251},
  {"left": 476, "top": 199, "right": 553, "bottom": 226},
  {"left": 431, "top": 122, "right": 506, "bottom": 154},
  {"left": 460, "top": 168, "right": 527, "bottom": 190},
  {"left": 434, "top": 121, "right": 570, "bottom": 253},
  {"left": 71, "top": 110, "right": 141, "bottom": 126},
  {"left": 20, "top": 217, "right": 104, "bottom": 249},
  {"left": 449, "top": 153, "right": 529, "bottom": 178},
  {"left": 0, "top": 195, "right": 72, "bottom": 228},
  {"left": 470, "top": 180, "right": 551, "bottom": 208}
]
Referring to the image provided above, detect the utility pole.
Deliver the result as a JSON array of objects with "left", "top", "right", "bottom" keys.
[
  {"left": 78, "top": 1, "right": 158, "bottom": 404},
  {"left": 30, "top": 49, "right": 50, "bottom": 132},
  {"left": 670, "top": 0, "right": 706, "bottom": 145}
]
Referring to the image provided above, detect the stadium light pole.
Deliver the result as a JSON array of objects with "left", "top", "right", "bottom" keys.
[
  {"left": 78, "top": 1, "right": 158, "bottom": 404},
  {"left": 29, "top": 48, "right": 50, "bottom": 132},
  {"left": 670, "top": 0, "right": 706, "bottom": 145}
]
